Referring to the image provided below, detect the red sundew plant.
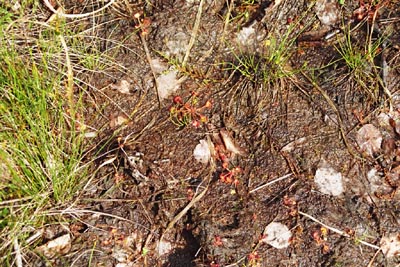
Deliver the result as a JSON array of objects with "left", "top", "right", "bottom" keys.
[
  {"left": 312, "top": 226, "right": 331, "bottom": 254},
  {"left": 247, "top": 251, "right": 262, "bottom": 266},
  {"left": 353, "top": 0, "right": 388, "bottom": 22},
  {"left": 219, "top": 164, "right": 242, "bottom": 186},
  {"left": 215, "top": 142, "right": 242, "bottom": 186},
  {"left": 169, "top": 92, "right": 212, "bottom": 128},
  {"left": 133, "top": 12, "right": 151, "bottom": 36}
]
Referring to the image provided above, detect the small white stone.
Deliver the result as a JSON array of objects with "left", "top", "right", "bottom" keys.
[
  {"left": 314, "top": 166, "right": 344, "bottom": 196},
  {"left": 36, "top": 234, "right": 71, "bottom": 258},
  {"left": 315, "top": 0, "right": 340, "bottom": 26},
  {"left": 150, "top": 58, "right": 168, "bottom": 74},
  {"left": 165, "top": 32, "right": 188, "bottom": 59},
  {"left": 112, "top": 247, "right": 129, "bottom": 262}
]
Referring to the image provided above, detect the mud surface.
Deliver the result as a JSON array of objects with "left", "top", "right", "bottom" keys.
[{"left": 34, "top": 0, "right": 400, "bottom": 266}]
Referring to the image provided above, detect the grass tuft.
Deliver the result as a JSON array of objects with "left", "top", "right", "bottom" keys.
[
  {"left": 0, "top": 5, "right": 91, "bottom": 262},
  {"left": 335, "top": 24, "right": 388, "bottom": 102}
]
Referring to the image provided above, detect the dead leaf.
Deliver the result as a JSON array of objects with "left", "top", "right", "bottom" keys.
[
  {"left": 110, "top": 79, "right": 131, "bottom": 94},
  {"left": 110, "top": 114, "right": 129, "bottom": 128},
  {"left": 356, "top": 124, "right": 382, "bottom": 157},
  {"left": 36, "top": 234, "right": 71, "bottom": 258},
  {"left": 220, "top": 129, "right": 246, "bottom": 156},
  {"left": 380, "top": 233, "right": 400, "bottom": 257},
  {"left": 262, "top": 222, "right": 292, "bottom": 249},
  {"left": 281, "top": 137, "right": 307, "bottom": 152},
  {"left": 193, "top": 139, "right": 212, "bottom": 164}
]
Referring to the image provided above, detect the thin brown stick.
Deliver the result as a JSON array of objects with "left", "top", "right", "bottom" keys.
[
  {"left": 367, "top": 248, "right": 382, "bottom": 267},
  {"left": 138, "top": 33, "right": 161, "bottom": 106},
  {"left": 158, "top": 180, "right": 209, "bottom": 249},
  {"left": 49, "top": 209, "right": 152, "bottom": 231},
  {"left": 165, "top": 184, "right": 207, "bottom": 233}
]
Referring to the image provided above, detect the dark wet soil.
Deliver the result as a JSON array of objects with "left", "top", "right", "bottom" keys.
[{"left": 35, "top": 0, "right": 400, "bottom": 266}]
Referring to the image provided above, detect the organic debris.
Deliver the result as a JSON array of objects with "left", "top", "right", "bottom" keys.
[
  {"left": 314, "top": 164, "right": 344, "bottom": 196},
  {"left": 315, "top": 0, "right": 340, "bottom": 26},
  {"left": 380, "top": 233, "right": 400, "bottom": 258},
  {"left": 109, "top": 113, "right": 129, "bottom": 128},
  {"left": 110, "top": 79, "right": 131, "bottom": 94},
  {"left": 261, "top": 222, "right": 292, "bottom": 249},
  {"left": 36, "top": 234, "right": 71, "bottom": 259},
  {"left": 356, "top": 124, "right": 382, "bottom": 157},
  {"left": 219, "top": 129, "right": 246, "bottom": 156},
  {"left": 193, "top": 139, "right": 212, "bottom": 164}
]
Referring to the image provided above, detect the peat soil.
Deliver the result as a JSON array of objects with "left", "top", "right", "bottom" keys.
[{"left": 35, "top": 0, "right": 400, "bottom": 266}]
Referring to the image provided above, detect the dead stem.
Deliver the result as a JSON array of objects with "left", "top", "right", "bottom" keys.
[
  {"left": 221, "top": 0, "right": 234, "bottom": 42},
  {"left": 368, "top": 9, "right": 392, "bottom": 108},
  {"left": 158, "top": 178, "right": 209, "bottom": 248},
  {"left": 367, "top": 248, "right": 382, "bottom": 267},
  {"left": 139, "top": 31, "right": 161, "bottom": 106},
  {"left": 249, "top": 173, "right": 293, "bottom": 194},
  {"left": 42, "top": 0, "right": 116, "bottom": 19},
  {"left": 182, "top": 0, "right": 205, "bottom": 68},
  {"left": 49, "top": 209, "right": 152, "bottom": 231},
  {"left": 298, "top": 211, "right": 380, "bottom": 250},
  {"left": 59, "top": 35, "right": 74, "bottom": 115},
  {"left": 13, "top": 238, "right": 22, "bottom": 267},
  {"left": 166, "top": 185, "right": 207, "bottom": 230}
]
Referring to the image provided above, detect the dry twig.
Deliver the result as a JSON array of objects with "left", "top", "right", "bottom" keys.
[
  {"left": 249, "top": 173, "right": 293, "bottom": 194},
  {"left": 43, "top": 0, "right": 116, "bottom": 19},
  {"left": 158, "top": 179, "right": 209, "bottom": 251}
]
